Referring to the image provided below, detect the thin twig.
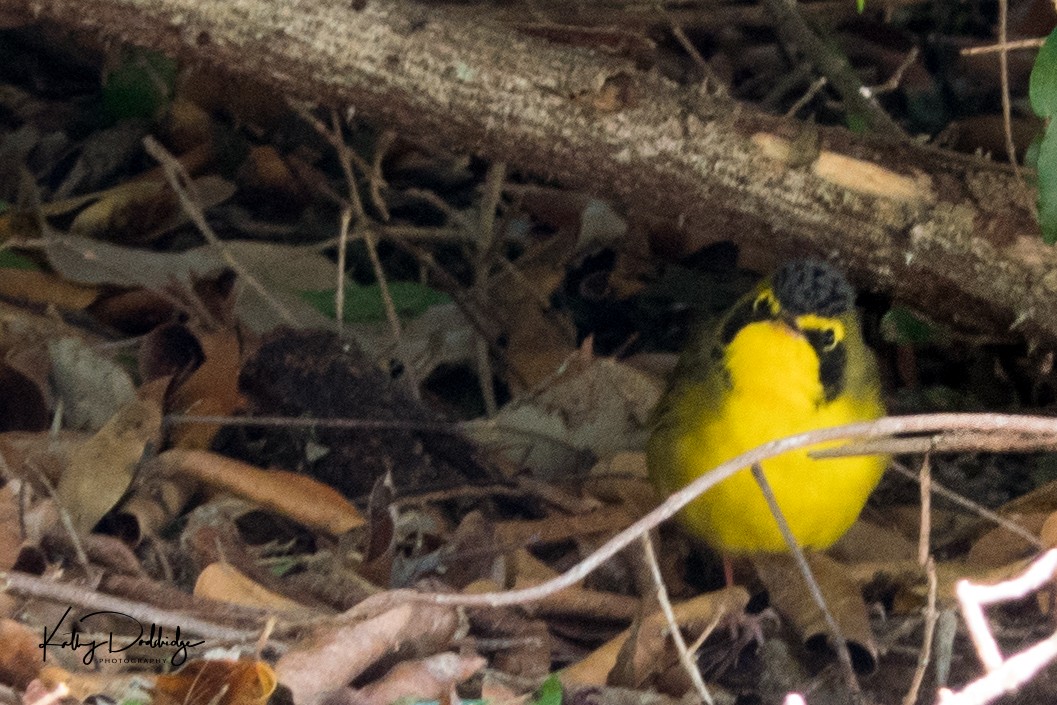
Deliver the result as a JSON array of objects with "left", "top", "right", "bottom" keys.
[
  {"left": 918, "top": 452, "right": 932, "bottom": 567},
  {"left": 330, "top": 108, "right": 367, "bottom": 222},
  {"left": 763, "top": 61, "right": 814, "bottom": 110},
  {"left": 872, "top": 47, "right": 920, "bottom": 95},
  {"left": 475, "top": 161, "right": 506, "bottom": 417},
  {"left": 305, "top": 107, "right": 422, "bottom": 394},
  {"left": 889, "top": 461, "right": 1041, "bottom": 547},
  {"left": 309, "top": 225, "right": 470, "bottom": 251},
  {"left": 142, "top": 137, "right": 298, "bottom": 326},
  {"left": 749, "top": 462, "right": 862, "bottom": 701},
  {"left": 0, "top": 569, "right": 262, "bottom": 642},
  {"left": 410, "top": 412, "right": 1057, "bottom": 609},
  {"left": 902, "top": 557, "right": 938, "bottom": 705},
  {"left": 164, "top": 413, "right": 462, "bottom": 434},
  {"left": 997, "top": 0, "right": 1018, "bottom": 171},
  {"left": 812, "top": 431, "right": 1057, "bottom": 456},
  {"left": 288, "top": 100, "right": 373, "bottom": 177},
  {"left": 960, "top": 38, "right": 1046, "bottom": 55},
  {"left": 335, "top": 207, "right": 352, "bottom": 332},
  {"left": 785, "top": 76, "right": 828, "bottom": 117},
  {"left": 652, "top": 2, "right": 727, "bottom": 96},
  {"left": 402, "top": 187, "right": 464, "bottom": 222},
  {"left": 362, "top": 224, "right": 421, "bottom": 396},
  {"left": 760, "top": 0, "right": 904, "bottom": 136},
  {"left": 640, "top": 533, "right": 714, "bottom": 705},
  {"left": 369, "top": 130, "right": 395, "bottom": 221}
]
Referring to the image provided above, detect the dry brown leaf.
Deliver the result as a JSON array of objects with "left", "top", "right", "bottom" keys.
[
  {"left": 608, "top": 613, "right": 649, "bottom": 690},
  {"left": 69, "top": 175, "right": 234, "bottom": 242},
  {"left": 111, "top": 476, "right": 197, "bottom": 545},
  {"left": 69, "top": 180, "right": 176, "bottom": 239},
  {"left": 0, "top": 618, "right": 41, "bottom": 688},
  {"left": 0, "top": 430, "right": 86, "bottom": 487},
  {"left": 513, "top": 548, "right": 559, "bottom": 583},
  {"left": 585, "top": 452, "right": 657, "bottom": 520},
  {"left": 987, "top": 477, "right": 1057, "bottom": 516},
  {"left": 887, "top": 505, "right": 978, "bottom": 547},
  {"left": 165, "top": 328, "right": 243, "bottom": 449},
  {"left": 353, "top": 652, "right": 486, "bottom": 705},
  {"left": 966, "top": 512, "right": 1047, "bottom": 568},
  {"left": 0, "top": 270, "right": 97, "bottom": 311},
  {"left": 275, "top": 601, "right": 459, "bottom": 705},
  {"left": 562, "top": 586, "right": 749, "bottom": 686},
  {"left": 829, "top": 518, "right": 919, "bottom": 563},
  {"left": 56, "top": 396, "right": 162, "bottom": 535},
  {"left": 160, "top": 97, "right": 214, "bottom": 153},
  {"left": 488, "top": 236, "right": 578, "bottom": 391},
  {"left": 753, "top": 552, "right": 878, "bottom": 674},
  {"left": 156, "top": 449, "right": 365, "bottom": 535},
  {"left": 478, "top": 347, "right": 661, "bottom": 478},
  {"left": 429, "top": 510, "right": 505, "bottom": 589},
  {"left": 194, "top": 562, "right": 305, "bottom": 613},
  {"left": 154, "top": 659, "right": 276, "bottom": 705},
  {"left": 238, "top": 145, "right": 308, "bottom": 208}
]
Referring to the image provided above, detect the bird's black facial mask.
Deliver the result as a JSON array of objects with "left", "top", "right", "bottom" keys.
[{"left": 802, "top": 327, "right": 847, "bottom": 402}]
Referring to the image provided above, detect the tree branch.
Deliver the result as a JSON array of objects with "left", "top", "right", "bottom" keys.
[{"left": 10, "top": 0, "right": 1053, "bottom": 343}]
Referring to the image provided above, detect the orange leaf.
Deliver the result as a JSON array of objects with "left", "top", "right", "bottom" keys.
[
  {"left": 157, "top": 449, "right": 364, "bottom": 534},
  {"left": 154, "top": 660, "right": 276, "bottom": 705}
]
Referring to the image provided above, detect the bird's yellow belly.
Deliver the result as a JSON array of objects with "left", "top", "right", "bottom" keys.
[{"left": 672, "top": 388, "right": 885, "bottom": 553}]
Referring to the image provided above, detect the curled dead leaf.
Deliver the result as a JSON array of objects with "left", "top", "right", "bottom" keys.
[
  {"left": 194, "top": 562, "right": 308, "bottom": 614},
  {"left": 156, "top": 449, "right": 364, "bottom": 535},
  {"left": 753, "top": 552, "right": 878, "bottom": 674},
  {"left": 562, "top": 586, "right": 749, "bottom": 687},
  {"left": 154, "top": 659, "right": 276, "bottom": 705}
]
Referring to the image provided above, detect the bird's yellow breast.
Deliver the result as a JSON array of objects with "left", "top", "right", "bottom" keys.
[{"left": 649, "top": 319, "right": 885, "bottom": 553}]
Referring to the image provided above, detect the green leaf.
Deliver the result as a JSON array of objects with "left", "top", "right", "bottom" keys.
[
  {"left": 533, "top": 675, "right": 563, "bottom": 705},
  {"left": 856, "top": 0, "right": 865, "bottom": 12},
  {"left": 1037, "top": 120, "right": 1057, "bottom": 244},
  {"left": 845, "top": 112, "right": 868, "bottom": 134},
  {"left": 880, "top": 306, "right": 946, "bottom": 345},
  {"left": 300, "top": 281, "right": 451, "bottom": 323},
  {"left": 1026, "top": 133, "right": 1042, "bottom": 172},
  {"left": 102, "top": 49, "right": 177, "bottom": 122},
  {"left": 1031, "top": 27, "right": 1057, "bottom": 118},
  {"left": 0, "top": 250, "right": 40, "bottom": 271}
]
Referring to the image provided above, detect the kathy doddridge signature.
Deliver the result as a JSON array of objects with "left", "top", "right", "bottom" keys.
[{"left": 39, "top": 607, "right": 205, "bottom": 666}]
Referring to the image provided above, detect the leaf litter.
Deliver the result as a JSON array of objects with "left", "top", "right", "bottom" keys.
[{"left": 0, "top": 13, "right": 1057, "bottom": 705}]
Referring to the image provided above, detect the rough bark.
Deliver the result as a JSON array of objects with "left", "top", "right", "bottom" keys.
[{"left": 11, "top": 0, "right": 1057, "bottom": 344}]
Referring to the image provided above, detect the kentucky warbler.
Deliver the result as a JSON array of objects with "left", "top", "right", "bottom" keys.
[{"left": 647, "top": 259, "right": 886, "bottom": 554}]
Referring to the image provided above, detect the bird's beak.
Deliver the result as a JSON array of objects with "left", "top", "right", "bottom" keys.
[{"left": 776, "top": 313, "right": 803, "bottom": 338}]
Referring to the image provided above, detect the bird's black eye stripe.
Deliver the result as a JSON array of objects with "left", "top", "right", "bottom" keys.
[
  {"left": 804, "top": 330, "right": 846, "bottom": 401},
  {"left": 720, "top": 296, "right": 774, "bottom": 344}
]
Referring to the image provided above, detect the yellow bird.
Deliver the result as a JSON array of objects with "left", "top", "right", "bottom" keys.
[{"left": 647, "top": 259, "right": 886, "bottom": 558}]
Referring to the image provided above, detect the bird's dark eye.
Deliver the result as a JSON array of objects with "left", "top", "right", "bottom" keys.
[
  {"left": 820, "top": 328, "right": 837, "bottom": 351},
  {"left": 753, "top": 292, "right": 777, "bottom": 317}
]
